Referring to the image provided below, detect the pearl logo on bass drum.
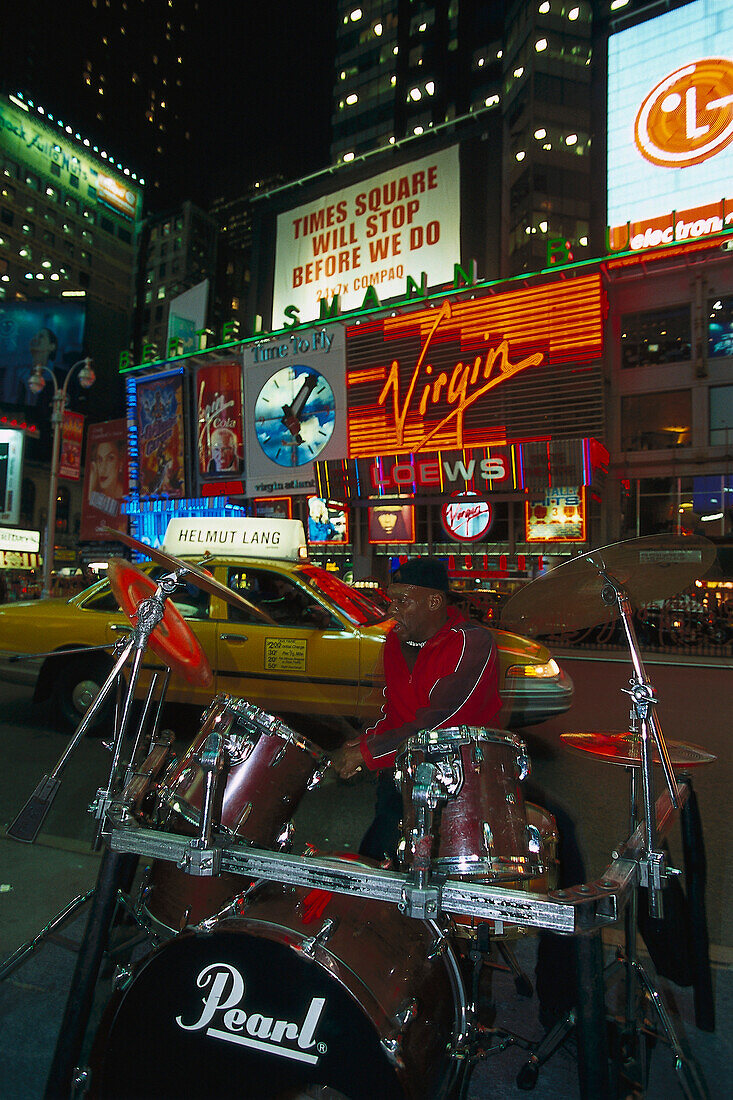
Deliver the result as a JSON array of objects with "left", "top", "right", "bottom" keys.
[{"left": 176, "top": 962, "right": 328, "bottom": 1064}]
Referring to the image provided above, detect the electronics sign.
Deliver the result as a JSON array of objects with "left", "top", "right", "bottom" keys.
[{"left": 607, "top": 0, "right": 733, "bottom": 248}]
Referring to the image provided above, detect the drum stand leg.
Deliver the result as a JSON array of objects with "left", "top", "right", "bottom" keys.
[{"left": 0, "top": 889, "right": 96, "bottom": 982}]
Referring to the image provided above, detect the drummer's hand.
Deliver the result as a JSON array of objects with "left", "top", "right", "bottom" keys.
[{"left": 330, "top": 738, "right": 364, "bottom": 779}]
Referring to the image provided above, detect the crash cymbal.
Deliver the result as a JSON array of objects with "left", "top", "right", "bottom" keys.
[
  {"left": 500, "top": 534, "right": 715, "bottom": 635},
  {"left": 102, "top": 526, "right": 276, "bottom": 625},
  {"left": 561, "top": 731, "right": 716, "bottom": 768},
  {"left": 108, "top": 559, "right": 213, "bottom": 688}
]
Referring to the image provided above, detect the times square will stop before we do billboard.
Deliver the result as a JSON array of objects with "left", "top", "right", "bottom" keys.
[{"left": 272, "top": 146, "right": 460, "bottom": 323}]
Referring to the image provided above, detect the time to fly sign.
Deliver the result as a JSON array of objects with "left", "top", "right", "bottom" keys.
[{"left": 272, "top": 147, "right": 460, "bottom": 323}]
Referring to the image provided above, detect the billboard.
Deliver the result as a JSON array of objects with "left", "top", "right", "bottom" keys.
[
  {"left": 0, "top": 428, "right": 24, "bottom": 526},
  {"left": 242, "top": 325, "right": 347, "bottom": 499},
  {"left": 59, "top": 411, "right": 84, "bottom": 481},
  {"left": 196, "top": 360, "right": 244, "bottom": 477},
  {"left": 607, "top": 0, "right": 733, "bottom": 245},
  {"left": 135, "top": 374, "right": 186, "bottom": 498},
  {"left": 345, "top": 275, "right": 604, "bottom": 458},
  {"left": 272, "top": 146, "right": 460, "bottom": 323},
  {"left": 0, "top": 97, "right": 142, "bottom": 224},
  {"left": 79, "top": 419, "right": 128, "bottom": 541},
  {"left": 526, "top": 487, "right": 586, "bottom": 543},
  {"left": 0, "top": 302, "right": 86, "bottom": 406},
  {"left": 168, "top": 280, "right": 210, "bottom": 357}
]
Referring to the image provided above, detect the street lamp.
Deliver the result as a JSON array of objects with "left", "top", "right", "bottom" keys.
[{"left": 29, "top": 358, "right": 95, "bottom": 597}]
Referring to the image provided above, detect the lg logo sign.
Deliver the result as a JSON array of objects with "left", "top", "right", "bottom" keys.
[{"left": 635, "top": 58, "right": 733, "bottom": 168}]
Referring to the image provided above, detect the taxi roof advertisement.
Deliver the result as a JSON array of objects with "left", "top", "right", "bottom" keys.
[
  {"left": 242, "top": 325, "right": 347, "bottom": 499},
  {"left": 607, "top": 0, "right": 733, "bottom": 244},
  {"left": 271, "top": 145, "right": 460, "bottom": 323}
]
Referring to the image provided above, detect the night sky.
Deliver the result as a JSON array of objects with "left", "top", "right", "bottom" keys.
[{"left": 196, "top": 3, "right": 338, "bottom": 201}]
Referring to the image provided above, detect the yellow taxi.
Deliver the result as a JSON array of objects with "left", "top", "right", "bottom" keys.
[{"left": 0, "top": 517, "right": 572, "bottom": 730}]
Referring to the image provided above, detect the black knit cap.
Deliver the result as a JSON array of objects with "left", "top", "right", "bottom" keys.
[{"left": 392, "top": 557, "right": 450, "bottom": 593}]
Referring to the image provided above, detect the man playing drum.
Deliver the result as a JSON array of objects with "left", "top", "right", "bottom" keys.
[
  {"left": 331, "top": 556, "right": 584, "bottom": 1029},
  {"left": 331, "top": 557, "right": 502, "bottom": 860}
]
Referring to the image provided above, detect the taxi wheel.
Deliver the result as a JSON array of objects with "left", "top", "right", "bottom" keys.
[{"left": 54, "top": 654, "right": 116, "bottom": 733}]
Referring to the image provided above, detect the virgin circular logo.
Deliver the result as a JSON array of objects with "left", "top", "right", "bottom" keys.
[{"left": 634, "top": 58, "right": 733, "bottom": 168}]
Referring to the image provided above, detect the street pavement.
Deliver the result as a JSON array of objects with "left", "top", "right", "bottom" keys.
[{"left": 0, "top": 654, "right": 731, "bottom": 1098}]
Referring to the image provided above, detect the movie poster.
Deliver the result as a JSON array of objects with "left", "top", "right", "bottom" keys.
[
  {"left": 80, "top": 419, "right": 129, "bottom": 541},
  {"left": 196, "top": 360, "right": 244, "bottom": 477},
  {"left": 135, "top": 373, "right": 186, "bottom": 498},
  {"left": 59, "top": 411, "right": 84, "bottom": 481}
]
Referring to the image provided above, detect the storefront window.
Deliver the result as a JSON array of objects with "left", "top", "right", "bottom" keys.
[
  {"left": 708, "top": 296, "right": 733, "bottom": 358},
  {"left": 620, "top": 305, "right": 691, "bottom": 368},
  {"left": 621, "top": 390, "right": 691, "bottom": 450},
  {"left": 710, "top": 385, "right": 733, "bottom": 446}
]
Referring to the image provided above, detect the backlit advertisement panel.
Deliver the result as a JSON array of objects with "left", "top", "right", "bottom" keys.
[
  {"left": 59, "top": 411, "right": 84, "bottom": 481},
  {"left": 272, "top": 146, "right": 460, "bottom": 323},
  {"left": 196, "top": 360, "right": 244, "bottom": 477},
  {"left": 0, "top": 428, "right": 24, "bottom": 526},
  {"left": 0, "top": 302, "right": 86, "bottom": 406},
  {"left": 526, "top": 487, "right": 586, "bottom": 543},
  {"left": 242, "top": 326, "right": 347, "bottom": 499},
  {"left": 135, "top": 374, "right": 186, "bottom": 498},
  {"left": 607, "top": 0, "right": 733, "bottom": 248},
  {"left": 80, "top": 419, "right": 129, "bottom": 541}
]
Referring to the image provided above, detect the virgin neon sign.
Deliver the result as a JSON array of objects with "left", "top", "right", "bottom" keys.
[{"left": 346, "top": 275, "right": 604, "bottom": 458}]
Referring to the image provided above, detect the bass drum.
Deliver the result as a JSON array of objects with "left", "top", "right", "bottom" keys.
[{"left": 89, "top": 881, "right": 467, "bottom": 1100}]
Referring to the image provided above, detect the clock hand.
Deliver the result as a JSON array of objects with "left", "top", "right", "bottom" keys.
[{"left": 281, "top": 374, "right": 318, "bottom": 438}]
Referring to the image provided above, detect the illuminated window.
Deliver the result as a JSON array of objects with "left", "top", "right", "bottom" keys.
[
  {"left": 535, "top": 38, "right": 548, "bottom": 52},
  {"left": 425, "top": 81, "right": 435, "bottom": 95},
  {"left": 621, "top": 306, "right": 691, "bottom": 369},
  {"left": 409, "top": 87, "right": 422, "bottom": 101},
  {"left": 539, "top": 2, "right": 550, "bottom": 12},
  {"left": 568, "top": 6, "right": 580, "bottom": 19},
  {"left": 157, "top": 286, "right": 166, "bottom": 299},
  {"left": 513, "top": 66, "right": 524, "bottom": 79},
  {"left": 343, "top": 152, "right": 355, "bottom": 162},
  {"left": 374, "top": 22, "right": 382, "bottom": 35},
  {"left": 534, "top": 128, "right": 546, "bottom": 139},
  {"left": 346, "top": 93, "right": 358, "bottom": 105},
  {"left": 515, "top": 150, "right": 526, "bottom": 161},
  {"left": 621, "top": 391, "right": 691, "bottom": 451},
  {"left": 539, "top": 220, "right": 548, "bottom": 232},
  {"left": 565, "top": 133, "right": 577, "bottom": 145},
  {"left": 350, "top": 8, "right": 362, "bottom": 20}
]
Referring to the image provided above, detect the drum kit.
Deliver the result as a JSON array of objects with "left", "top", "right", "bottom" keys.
[{"left": 0, "top": 533, "right": 719, "bottom": 1099}]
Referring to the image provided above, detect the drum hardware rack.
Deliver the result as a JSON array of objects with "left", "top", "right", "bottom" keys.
[{"left": 106, "top": 777, "right": 689, "bottom": 936}]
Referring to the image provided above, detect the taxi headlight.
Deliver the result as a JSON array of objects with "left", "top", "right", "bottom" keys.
[{"left": 505, "top": 658, "right": 560, "bottom": 680}]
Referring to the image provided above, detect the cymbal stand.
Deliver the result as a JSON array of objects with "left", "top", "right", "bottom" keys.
[
  {"left": 596, "top": 566, "right": 705, "bottom": 1098},
  {"left": 42, "top": 568, "right": 190, "bottom": 1100},
  {"left": 596, "top": 566, "right": 679, "bottom": 917}
]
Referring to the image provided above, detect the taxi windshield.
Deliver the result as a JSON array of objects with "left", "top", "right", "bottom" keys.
[{"left": 297, "top": 565, "right": 387, "bottom": 626}]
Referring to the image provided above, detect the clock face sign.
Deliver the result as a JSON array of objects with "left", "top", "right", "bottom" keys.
[{"left": 253, "top": 365, "right": 336, "bottom": 467}]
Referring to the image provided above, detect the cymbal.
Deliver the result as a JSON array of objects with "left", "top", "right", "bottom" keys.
[
  {"left": 561, "top": 731, "right": 716, "bottom": 769},
  {"left": 108, "top": 558, "right": 213, "bottom": 688},
  {"left": 500, "top": 534, "right": 716, "bottom": 635},
  {"left": 102, "top": 526, "right": 276, "bottom": 626}
]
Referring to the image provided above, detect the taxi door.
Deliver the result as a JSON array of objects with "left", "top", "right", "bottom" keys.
[{"left": 210, "top": 565, "right": 362, "bottom": 717}]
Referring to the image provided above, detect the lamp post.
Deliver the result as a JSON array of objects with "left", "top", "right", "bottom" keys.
[{"left": 29, "top": 358, "right": 95, "bottom": 598}]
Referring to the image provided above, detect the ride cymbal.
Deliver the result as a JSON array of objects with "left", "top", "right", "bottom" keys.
[
  {"left": 102, "top": 526, "right": 276, "bottom": 625},
  {"left": 500, "top": 533, "right": 716, "bottom": 635}
]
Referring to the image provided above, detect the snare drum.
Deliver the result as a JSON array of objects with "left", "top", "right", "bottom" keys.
[
  {"left": 396, "top": 726, "right": 541, "bottom": 881},
  {"left": 140, "top": 695, "right": 326, "bottom": 934},
  {"left": 90, "top": 875, "right": 468, "bottom": 1100}
]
